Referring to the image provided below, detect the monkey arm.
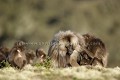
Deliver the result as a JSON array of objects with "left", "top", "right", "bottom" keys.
[
  {"left": 70, "top": 50, "right": 80, "bottom": 67},
  {"left": 69, "top": 36, "right": 82, "bottom": 67},
  {"left": 91, "top": 58, "right": 104, "bottom": 67},
  {"left": 91, "top": 48, "right": 108, "bottom": 67},
  {"left": 58, "top": 43, "right": 68, "bottom": 68}
]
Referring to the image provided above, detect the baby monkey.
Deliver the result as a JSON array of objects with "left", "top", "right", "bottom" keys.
[
  {"left": 25, "top": 48, "right": 46, "bottom": 65},
  {"left": 35, "top": 48, "right": 46, "bottom": 64},
  {"left": 8, "top": 41, "right": 27, "bottom": 69},
  {"left": 79, "top": 34, "right": 108, "bottom": 67},
  {"left": 25, "top": 49, "right": 36, "bottom": 64}
]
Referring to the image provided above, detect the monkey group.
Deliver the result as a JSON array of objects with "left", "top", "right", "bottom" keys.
[
  {"left": 0, "top": 41, "right": 46, "bottom": 69},
  {"left": 48, "top": 31, "right": 108, "bottom": 68},
  {"left": 0, "top": 30, "right": 109, "bottom": 69}
]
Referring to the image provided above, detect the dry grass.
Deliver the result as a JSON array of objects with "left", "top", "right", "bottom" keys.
[{"left": 0, "top": 65, "right": 120, "bottom": 80}]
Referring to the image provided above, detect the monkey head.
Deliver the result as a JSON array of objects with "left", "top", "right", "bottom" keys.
[
  {"left": 82, "top": 33, "right": 95, "bottom": 44},
  {"left": 8, "top": 48, "right": 27, "bottom": 69},
  {"left": 25, "top": 50, "right": 36, "bottom": 64},
  {"left": 0, "top": 46, "right": 10, "bottom": 58},
  {"left": 13, "top": 41, "right": 26, "bottom": 51},
  {"left": 35, "top": 48, "right": 46, "bottom": 64}
]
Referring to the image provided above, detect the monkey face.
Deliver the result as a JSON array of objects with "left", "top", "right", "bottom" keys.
[
  {"left": 25, "top": 50, "right": 36, "bottom": 64},
  {"left": 35, "top": 48, "right": 46, "bottom": 64},
  {"left": 14, "top": 41, "right": 26, "bottom": 51},
  {"left": 9, "top": 49, "right": 27, "bottom": 69}
]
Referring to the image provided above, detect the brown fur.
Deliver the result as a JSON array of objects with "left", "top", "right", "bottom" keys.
[
  {"left": 25, "top": 49, "right": 36, "bottom": 64},
  {"left": 35, "top": 48, "right": 46, "bottom": 64},
  {"left": 0, "top": 46, "right": 10, "bottom": 68},
  {"left": 48, "top": 31, "right": 108, "bottom": 68},
  {"left": 25, "top": 48, "right": 46, "bottom": 65},
  {"left": 48, "top": 31, "right": 85, "bottom": 68},
  {"left": 8, "top": 41, "right": 27, "bottom": 69},
  {"left": 81, "top": 34, "right": 108, "bottom": 67}
]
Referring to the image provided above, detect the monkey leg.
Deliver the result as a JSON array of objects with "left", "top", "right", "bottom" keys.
[
  {"left": 50, "top": 49, "right": 59, "bottom": 68},
  {"left": 91, "top": 58, "right": 103, "bottom": 67},
  {"left": 58, "top": 47, "right": 67, "bottom": 68}
]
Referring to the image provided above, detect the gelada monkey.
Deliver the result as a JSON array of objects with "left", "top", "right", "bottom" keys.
[
  {"left": 35, "top": 48, "right": 46, "bottom": 64},
  {"left": 8, "top": 41, "right": 27, "bottom": 69},
  {"left": 25, "top": 48, "right": 46, "bottom": 65},
  {"left": 25, "top": 49, "right": 36, "bottom": 64},
  {"left": 0, "top": 46, "right": 10, "bottom": 68},
  {"left": 68, "top": 33, "right": 108, "bottom": 67},
  {"left": 48, "top": 30, "right": 85, "bottom": 68},
  {"left": 80, "top": 34, "right": 108, "bottom": 67}
]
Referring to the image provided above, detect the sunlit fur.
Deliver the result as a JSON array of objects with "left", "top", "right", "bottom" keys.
[
  {"left": 48, "top": 30, "right": 85, "bottom": 68},
  {"left": 82, "top": 34, "right": 108, "bottom": 67}
]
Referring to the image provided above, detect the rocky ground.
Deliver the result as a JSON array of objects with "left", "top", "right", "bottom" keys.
[{"left": 0, "top": 65, "right": 120, "bottom": 80}]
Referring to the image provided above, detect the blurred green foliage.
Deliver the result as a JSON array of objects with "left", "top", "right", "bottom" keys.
[
  {"left": 0, "top": 60, "right": 11, "bottom": 68},
  {"left": 0, "top": 0, "right": 120, "bottom": 67},
  {"left": 33, "top": 57, "right": 51, "bottom": 69}
]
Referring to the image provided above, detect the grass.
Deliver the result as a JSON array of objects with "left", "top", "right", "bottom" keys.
[
  {"left": 0, "top": 59, "right": 120, "bottom": 80},
  {"left": 0, "top": 60, "right": 11, "bottom": 68},
  {"left": 0, "top": 64, "right": 120, "bottom": 80},
  {"left": 33, "top": 57, "right": 52, "bottom": 69}
]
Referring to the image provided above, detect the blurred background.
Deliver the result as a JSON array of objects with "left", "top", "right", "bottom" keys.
[{"left": 0, "top": 0, "right": 120, "bottom": 67}]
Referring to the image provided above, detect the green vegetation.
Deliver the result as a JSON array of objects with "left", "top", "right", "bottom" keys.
[
  {"left": 0, "top": 60, "right": 11, "bottom": 68},
  {"left": 0, "top": 59, "right": 119, "bottom": 80},
  {"left": 33, "top": 57, "right": 52, "bottom": 69}
]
